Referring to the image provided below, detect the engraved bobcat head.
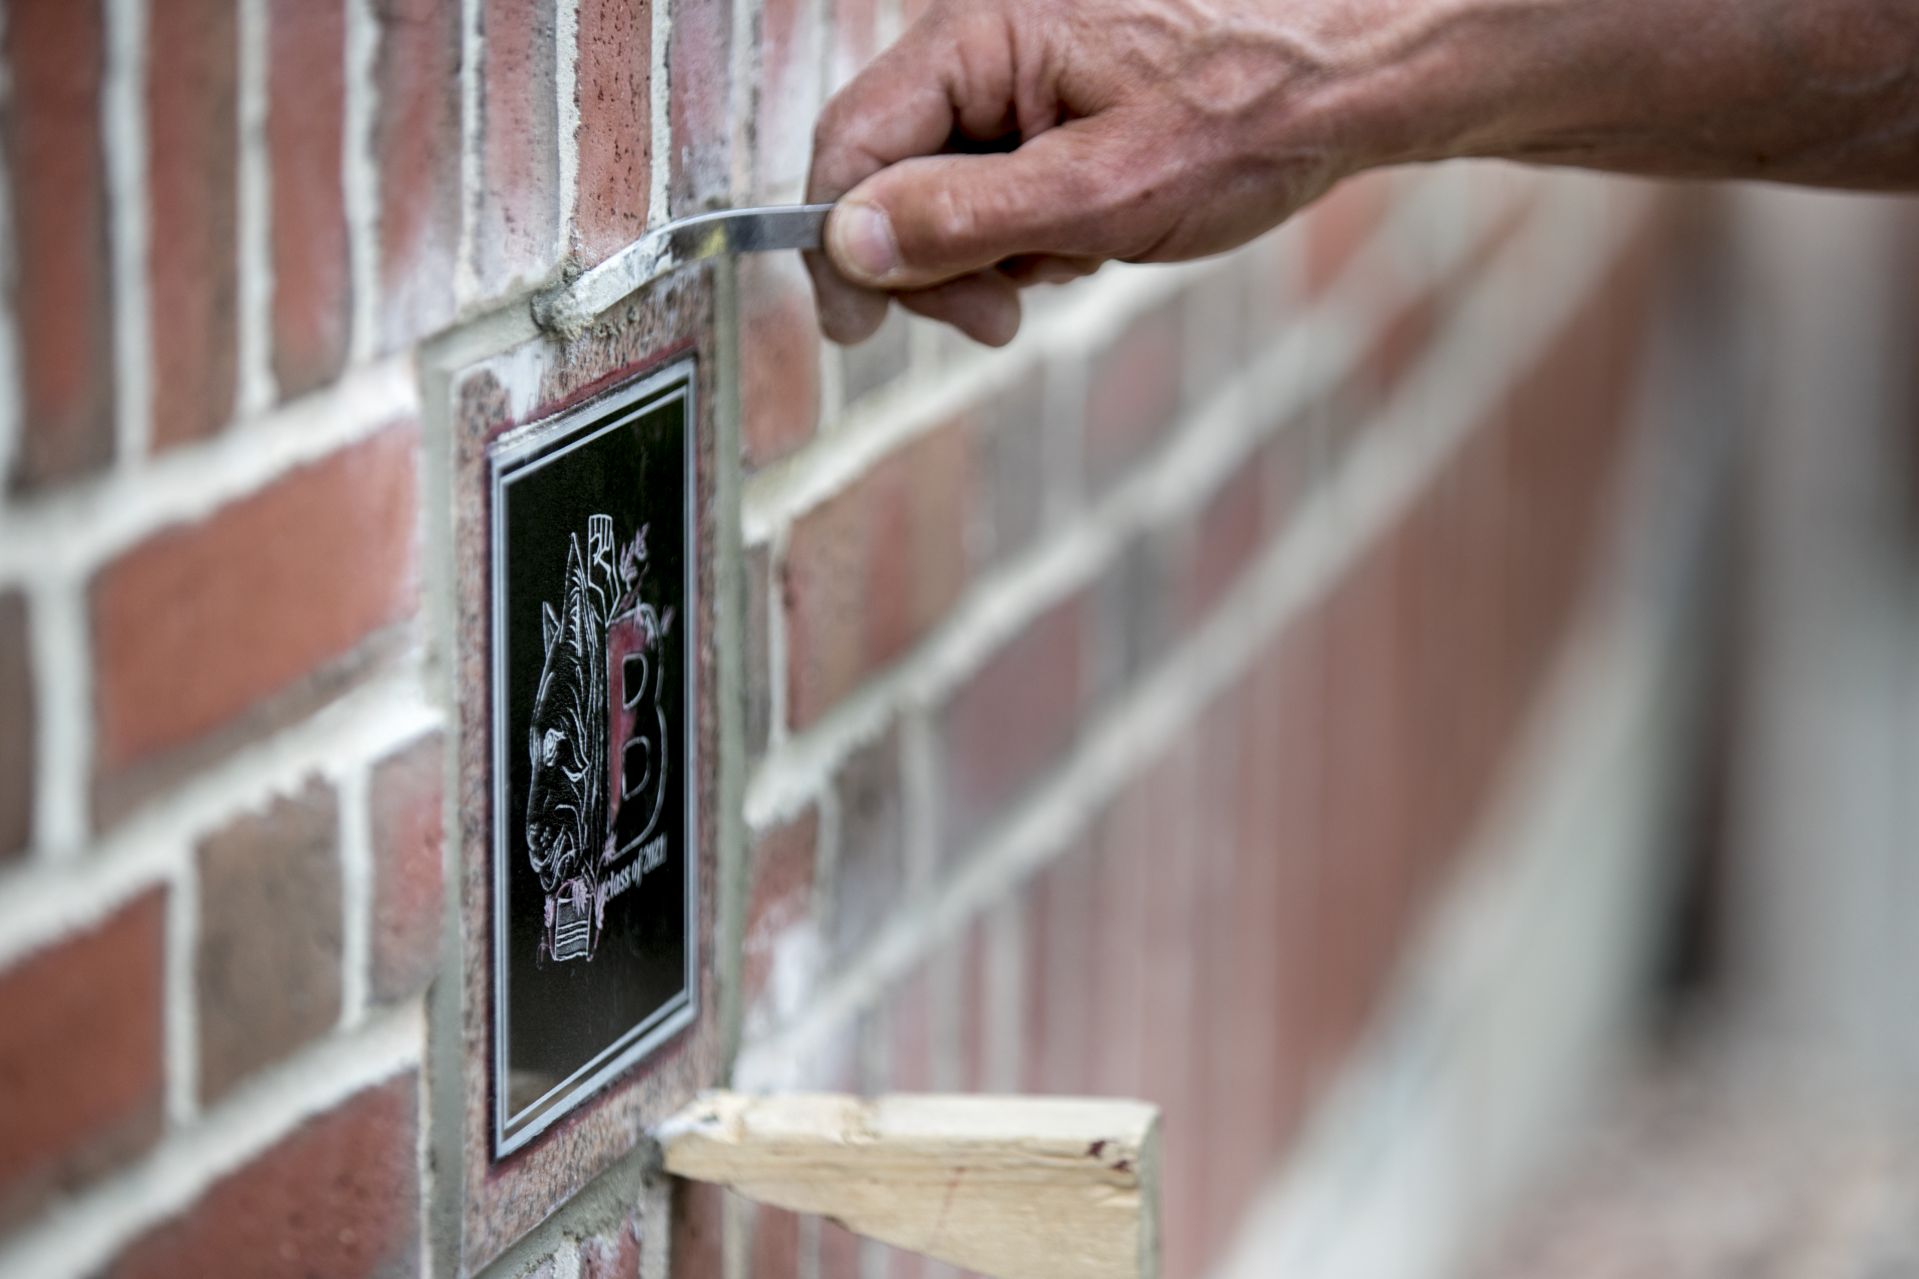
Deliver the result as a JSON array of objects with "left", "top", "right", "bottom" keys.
[{"left": 527, "top": 532, "right": 608, "bottom": 897}]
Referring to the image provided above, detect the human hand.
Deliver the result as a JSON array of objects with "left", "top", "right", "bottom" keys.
[
  {"left": 804, "top": 0, "right": 1396, "bottom": 347},
  {"left": 806, "top": 0, "right": 1919, "bottom": 348}
]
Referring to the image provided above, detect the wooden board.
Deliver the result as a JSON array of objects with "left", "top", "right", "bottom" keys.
[{"left": 660, "top": 1092, "right": 1161, "bottom": 1279}]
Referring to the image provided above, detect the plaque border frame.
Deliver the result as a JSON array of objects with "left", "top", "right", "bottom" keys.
[{"left": 486, "top": 360, "right": 700, "bottom": 1158}]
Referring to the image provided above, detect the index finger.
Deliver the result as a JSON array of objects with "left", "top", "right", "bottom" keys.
[{"left": 805, "top": 11, "right": 1014, "bottom": 342}]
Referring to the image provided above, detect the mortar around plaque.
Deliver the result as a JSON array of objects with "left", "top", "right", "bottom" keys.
[{"left": 447, "top": 268, "right": 722, "bottom": 1270}]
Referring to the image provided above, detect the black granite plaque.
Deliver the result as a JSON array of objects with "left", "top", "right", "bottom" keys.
[{"left": 488, "top": 360, "right": 697, "bottom": 1155}]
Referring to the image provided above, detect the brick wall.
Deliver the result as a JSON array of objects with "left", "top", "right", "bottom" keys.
[{"left": 0, "top": 1, "right": 1687, "bottom": 1277}]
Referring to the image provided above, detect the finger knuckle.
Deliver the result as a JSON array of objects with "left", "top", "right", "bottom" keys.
[{"left": 924, "top": 187, "right": 984, "bottom": 257}]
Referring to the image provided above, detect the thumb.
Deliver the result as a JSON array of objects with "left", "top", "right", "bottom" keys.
[{"left": 826, "top": 122, "right": 1137, "bottom": 291}]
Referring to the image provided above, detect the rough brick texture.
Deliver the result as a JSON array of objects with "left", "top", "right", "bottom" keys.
[
  {"left": 668, "top": 0, "right": 732, "bottom": 214},
  {"left": 476, "top": 0, "right": 560, "bottom": 296},
  {"left": 268, "top": 0, "right": 352, "bottom": 399},
  {"left": 375, "top": 0, "right": 462, "bottom": 349},
  {"left": 90, "top": 422, "right": 419, "bottom": 821},
  {"left": 742, "top": 808, "right": 818, "bottom": 1016},
  {"left": 738, "top": 253, "right": 822, "bottom": 467},
  {"left": 574, "top": 0, "right": 652, "bottom": 264},
  {"left": 110, "top": 1073, "right": 420, "bottom": 1278},
  {"left": 194, "top": 778, "right": 344, "bottom": 1103},
  {"left": 0, "top": 891, "right": 165, "bottom": 1230},
  {"left": 147, "top": 0, "right": 239, "bottom": 449},
  {"left": 368, "top": 731, "right": 444, "bottom": 1004},
  {"left": 0, "top": 2, "right": 1690, "bottom": 1274},
  {"left": 939, "top": 593, "right": 1088, "bottom": 853},
  {"left": 1084, "top": 305, "right": 1185, "bottom": 495},
  {"left": 783, "top": 420, "right": 972, "bottom": 727},
  {"left": 0, "top": 592, "right": 32, "bottom": 859},
  {"left": 2, "top": 0, "right": 115, "bottom": 488},
  {"left": 753, "top": 0, "right": 819, "bottom": 195}
]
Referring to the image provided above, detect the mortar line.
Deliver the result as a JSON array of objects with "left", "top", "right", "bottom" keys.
[
  {"left": 649, "top": 0, "right": 671, "bottom": 227},
  {"left": 337, "top": 762, "right": 374, "bottom": 1027},
  {"left": 27, "top": 568, "right": 91, "bottom": 859},
  {"left": 455, "top": 0, "right": 485, "bottom": 306},
  {"left": 343, "top": 0, "right": 381, "bottom": 364},
  {"left": 555, "top": 0, "right": 581, "bottom": 252},
  {"left": 163, "top": 842, "right": 201, "bottom": 1127},
  {"left": 236, "top": 0, "right": 276, "bottom": 416},
  {"left": 103, "top": 0, "right": 153, "bottom": 466},
  {"left": 725, "top": 0, "right": 754, "bottom": 203},
  {"left": 983, "top": 893, "right": 1023, "bottom": 1092}
]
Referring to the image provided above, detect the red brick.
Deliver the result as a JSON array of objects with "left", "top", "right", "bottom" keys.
[
  {"left": 739, "top": 253, "right": 821, "bottom": 467},
  {"left": 1020, "top": 838, "right": 1096, "bottom": 1095},
  {"left": 476, "top": 0, "right": 560, "bottom": 296},
  {"left": 1084, "top": 306, "right": 1184, "bottom": 495},
  {"left": 0, "top": 592, "right": 32, "bottom": 859},
  {"left": 1369, "top": 285, "right": 1443, "bottom": 399},
  {"left": 1133, "top": 741, "right": 1205, "bottom": 1279},
  {"left": 746, "top": 1202, "right": 803, "bottom": 1279},
  {"left": 1443, "top": 426, "right": 1519, "bottom": 866},
  {"left": 668, "top": 0, "right": 731, "bottom": 216},
  {"left": 885, "top": 964, "right": 935, "bottom": 1093},
  {"left": 783, "top": 422, "right": 972, "bottom": 727},
  {"left": 2, "top": 0, "right": 115, "bottom": 488},
  {"left": 110, "top": 1073, "right": 420, "bottom": 1279},
  {"left": 195, "top": 779, "right": 343, "bottom": 1103},
  {"left": 1200, "top": 680, "right": 1288, "bottom": 1243},
  {"left": 938, "top": 593, "right": 1085, "bottom": 853},
  {"left": 574, "top": 0, "right": 651, "bottom": 264},
  {"left": 1249, "top": 618, "right": 1321, "bottom": 1129},
  {"left": 828, "top": 0, "right": 881, "bottom": 90},
  {"left": 368, "top": 731, "right": 444, "bottom": 1004},
  {"left": 1313, "top": 532, "right": 1414, "bottom": 1079},
  {"left": 819, "top": 1218, "right": 865, "bottom": 1278},
  {"left": 268, "top": 0, "right": 351, "bottom": 400},
  {"left": 1300, "top": 170, "right": 1395, "bottom": 296},
  {"left": 1174, "top": 449, "right": 1269, "bottom": 624},
  {"left": 669, "top": 1180, "right": 725, "bottom": 1279},
  {"left": 148, "top": 0, "right": 239, "bottom": 449},
  {"left": 0, "top": 890, "right": 165, "bottom": 1229},
  {"left": 91, "top": 422, "right": 420, "bottom": 817},
  {"left": 1085, "top": 787, "right": 1151, "bottom": 1099},
  {"left": 956, "top": 915, "right": 990, "bottom": 1091},
  {"left": 578, "top": 1209, "right": 645, "bottom": 1278},
  {"left": 374, "top": 0, "right": 462, "bottom": 349},
  {"left": 753, "top": 0, "right": 819, "bottom": 196},
  {"left": 742, "top": 807, "right": 818, "bottom": 1012},
  {"left": 831, "top": 728, "right": 904, "bottom": 960}
]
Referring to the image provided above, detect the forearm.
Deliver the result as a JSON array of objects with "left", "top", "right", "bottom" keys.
[
  {"left": 804, "top": 0, "right": 1917, "bottom": 345},
  {"left": 1327, "top": 0, "right": 1919, "bottom": 188}
]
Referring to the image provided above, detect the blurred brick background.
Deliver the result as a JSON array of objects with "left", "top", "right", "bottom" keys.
[{"left": 0, "top": 1, "right": 1911, "bottom": 1277}]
